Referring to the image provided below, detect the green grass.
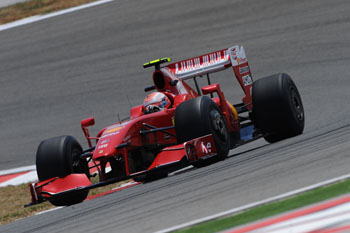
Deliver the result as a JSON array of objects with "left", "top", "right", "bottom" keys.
[{"left": 176, "top": 179, "right": 350, "bottom": 233}]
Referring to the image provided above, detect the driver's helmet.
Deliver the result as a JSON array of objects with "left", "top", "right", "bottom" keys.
[{"left": 143, "top": 92, "right": 171, "bottom": 113}]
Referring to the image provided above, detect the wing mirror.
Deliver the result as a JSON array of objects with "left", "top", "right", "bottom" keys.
[
  {"left": 81, "top": 117, "right": 95, "bottom": 147},
  {"left": 81, "top": 117, "right": 95, "bottom": 128}
]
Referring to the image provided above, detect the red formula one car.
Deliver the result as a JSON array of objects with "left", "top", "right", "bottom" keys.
[{"left": 27, "top": 45, "right": 304, "bottom": 207}]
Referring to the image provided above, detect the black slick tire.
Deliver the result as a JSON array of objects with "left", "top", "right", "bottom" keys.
[
  {"left": 36, "top": 135, "right": 89, "bottom": 206},
  {"left": 252, "top": 73, "right": 305, "bottom": 143},
  {"left": 175, "top": 96, "right": 230, "bottom": 165}
]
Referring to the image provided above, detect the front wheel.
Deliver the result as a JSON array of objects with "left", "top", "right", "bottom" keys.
[
  {"left": 252, "top": 73, "right": 305, "bottom": 142},
  {"left": 175, "top": 96, "right": 231, "bottom": 165},
  {"left": 36, "top": 135, "right": 90, "bottom": 206}
]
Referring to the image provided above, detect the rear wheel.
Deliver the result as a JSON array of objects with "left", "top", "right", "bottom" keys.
[
  {"left": 36, "top": 135, "right": 90, "bottom": 206},
  {"left": 252, "top": 73, "right": 305, "bottom": 143},
  {"left": 175, "top": 96, "right": 230, "bottom": 166}
]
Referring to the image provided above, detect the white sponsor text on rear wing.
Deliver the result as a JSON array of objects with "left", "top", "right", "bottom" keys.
[
  {"left": 165, "top": 45, "right": 253, "bottom": 108},
  {"left": 166, "top": 45, "right": 246, "bottom": 80}
]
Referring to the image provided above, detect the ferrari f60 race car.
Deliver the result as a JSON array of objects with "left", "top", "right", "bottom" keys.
[{"left": 26, "top": 45, "right": 305, "bottom": 207}]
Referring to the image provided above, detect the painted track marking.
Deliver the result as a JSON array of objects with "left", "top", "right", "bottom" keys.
[
  {"left": 155, "top": 174, "right": 350, "bottom": 233},
  {"left": 0, "top": 0, "right": 114, "bottom": 32},
  {"left": 226, "top": 196, "right": 350, "bottom": 233}
]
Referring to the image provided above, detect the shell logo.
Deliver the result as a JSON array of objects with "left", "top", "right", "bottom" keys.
[{"left": 105, "top": 126, "right": 123, "bottom": 133}]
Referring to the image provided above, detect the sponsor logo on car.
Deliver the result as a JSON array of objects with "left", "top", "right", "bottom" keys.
[
  {"left": 100, "top": 132, "right": 120, "bottom": 139},
  {"left": 105, "top": 126, "right": 123, "bottom": 134},
  {"left": 229, "top": 46, "right": 247, "bottom": 66},
  {"left": 172, "top": 50, "right": 230, "bottom": 74},
  {"left": 239, "top": 66, "right": 249, "bottom": 74},
  {"left": 242, "top": 74, "right": 253, "bottom": 86},
  {"left": 98, "top": 144, "right": 108, "bottom": 149},
  {"left": 201, "top": 141, "right": 212, "bottom": 154},
  {"left": 101, "top": 139, "right": 110, "bottom": 145}
]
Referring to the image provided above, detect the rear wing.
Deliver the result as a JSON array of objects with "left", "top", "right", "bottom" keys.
[{"left": 166, "top": 45, "right": 253, "bottom": 108}]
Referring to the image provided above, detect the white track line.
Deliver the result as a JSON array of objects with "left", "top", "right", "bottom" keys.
[
  {"left": 168, "top": 166, "right": 193, "bottom": 176},
  {"left": 0, "top": 165, "right": 37, "bottom": 187},
  {"left": 0, "top": 0, "right": 114, "bottom": 32},
  {"left": 155, "top": 174, "right": 350, "bottom": 233},
  {"left": 0, "top": 165, "right": 36, "bottom": 176},
  {"left": 0, "top": 170, "right": 38, "bottom": 187},
  {"left": 0, "top": 163, "right": 111, "bottom": 187},
  {"left": 35, "top": 207, "right": 64, "bottom": 215}
]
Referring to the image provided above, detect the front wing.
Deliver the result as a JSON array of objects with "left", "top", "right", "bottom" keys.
[{"left": 26, "top": 134, "right": 217, "bottom": 207}]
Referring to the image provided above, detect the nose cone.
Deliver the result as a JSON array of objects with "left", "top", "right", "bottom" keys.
[{"left": 92, "top": 122, "right": 130, "bottom": 160}]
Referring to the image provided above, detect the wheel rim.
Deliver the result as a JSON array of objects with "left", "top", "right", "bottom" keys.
[
  {"left": 290, "top": 87, "right": 304, "bottom": 122},
  {"left": 210, "top": 110, "right": 228, "bottom": 142}
]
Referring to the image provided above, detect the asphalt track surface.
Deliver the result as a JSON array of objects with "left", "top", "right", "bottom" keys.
[{"left": 0, "top": 0, "right": 349, "bottom": 232}]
